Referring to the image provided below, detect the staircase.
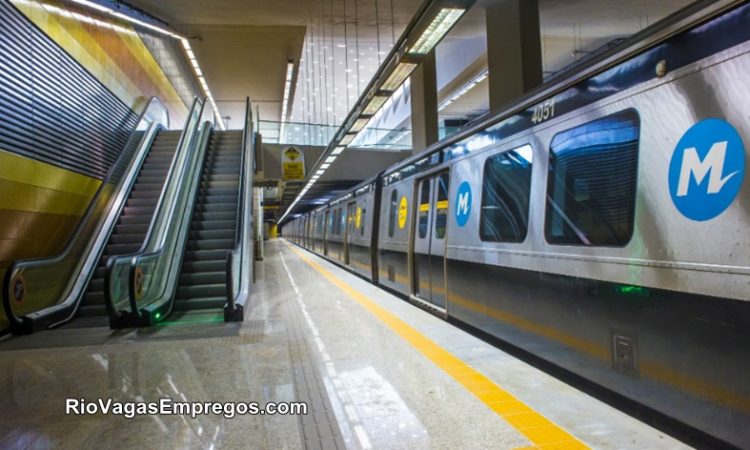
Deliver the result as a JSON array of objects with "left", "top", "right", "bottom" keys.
[
  {"left": 77, "top": 130, "right": 181, "bottom": 318},
  {"left": 173, "top": 130, "right": 243, "bottom": 312}
]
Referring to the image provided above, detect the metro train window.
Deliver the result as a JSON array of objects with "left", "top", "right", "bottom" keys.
[
  {"left": 435, "top": 174, "right": 449, "bottom": 239},
  {"left": 328, "top": 211, "right": 335, "bottom": 235},
  {"left": 418, "top": 179, "right": 431, "bottom": 239},
  {"left": 480, "top": 145, "right": 533, "bottom": 243},
  {"left": 340, "top": 208, "right": 346, "bottom": 234},
  {"left": 388, "top": 190, "right": 398, "bottom": 237},
  {"left": 545, "top": 109, "right": 640, "bottom": 246},
  {"left": 360, "top": 208, "right": 367, "bottom": 236}
]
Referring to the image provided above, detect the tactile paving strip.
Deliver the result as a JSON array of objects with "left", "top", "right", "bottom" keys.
[{"left": 284, "top": 300, "right": 347, "bottom": 450}]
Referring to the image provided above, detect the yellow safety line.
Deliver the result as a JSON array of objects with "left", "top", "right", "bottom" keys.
[{"left": 286, "top": 242, "right": 589, "bottom": 449}]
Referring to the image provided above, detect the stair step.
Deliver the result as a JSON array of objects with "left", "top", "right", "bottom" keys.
[
  {"left": 108, "top": 233, "right": 145, "bottom": 245},
  {"left": 82, "top": 291, "right": 104, "bottom": 306},
  {"left": 194, "top": 203, "right": 237, "bottom": 212},
  {"left": 127, "top": 197, "right": 158, "bottom": 207}
]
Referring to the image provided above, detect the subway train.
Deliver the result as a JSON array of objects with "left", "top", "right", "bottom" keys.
[{"left": 284, "top": 1, "right": 750, "bottom": 447}]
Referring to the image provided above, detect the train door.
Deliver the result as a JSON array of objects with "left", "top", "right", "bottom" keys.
[
  {"left": 411, "top": 172, "right": 449, "bottom": 310},
  {"left": 345, "top": 202, "right": 356, "bottom": 266},
  {"left": 323, "top": 210, "right": 330, "bottom": 256}
]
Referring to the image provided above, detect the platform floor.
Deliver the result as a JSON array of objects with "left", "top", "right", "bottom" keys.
[{"left": 0, "top": 239, "right": 688, "bottom": 449}]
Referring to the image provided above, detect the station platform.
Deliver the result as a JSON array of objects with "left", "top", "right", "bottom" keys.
[{"left": 0, "top": 239, "right": 687, "bottom": 449}]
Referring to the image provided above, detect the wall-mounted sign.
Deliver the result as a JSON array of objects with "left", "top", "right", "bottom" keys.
[{"left": 281, "top": 147, "right": 305, "bottom": 181}]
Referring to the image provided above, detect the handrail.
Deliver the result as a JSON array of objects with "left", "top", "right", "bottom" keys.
[
  {"left": 224, "top": 97, "right": 254, "bottom": 321},
  {"left": 105, "top": 97, "right": 214, "bottom": 326},
  {"left": 2, "top": 97, "right": 170, "bottom": 333}
]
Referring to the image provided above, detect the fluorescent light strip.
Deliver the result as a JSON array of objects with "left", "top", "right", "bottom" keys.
[
  {"left": 66, "top": 0, "right": 224, "bottom": 130},
  {"left": 279, "top": 60, "right": 295, "bottom": 141},
  {"left": 382, "top": 62, "right": 417, "bottom": 91},
  {"left": 409, "top": 8, "right": 466, "bottom": 55},
  {"left": 332, "top": 146, "right": 346, "bottom": 155},
  {"left": 363, "top": 95, "right": 388, "bottom": 115},
  {"left": 349, "top": 117, "right": 369, "bottom": 133},
  {"left": 339, "top": 134, "right": 356, "bottom": 146},
  {"left": 324, "top": 156, "right": 337, "bottom": 164},
  {"left": 438, "top": 69, "right": 489, "bottom": 111}
]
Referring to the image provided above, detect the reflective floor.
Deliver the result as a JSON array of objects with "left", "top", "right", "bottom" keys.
[{"left": 0, "top": 239, "right": 688, "bottom": 449}]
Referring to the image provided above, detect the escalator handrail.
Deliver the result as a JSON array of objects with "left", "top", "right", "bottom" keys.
[
  {"left": 1, "top": 97, "right": 170, "bottom": 331},
  {"left": 104, "top": 97, "right": 208, "bottom": 318},
  {"left": 226, "top": 97, "right": 254, "bottom": 317}
]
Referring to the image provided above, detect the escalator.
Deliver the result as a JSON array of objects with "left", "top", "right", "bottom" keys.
[
  {"left": 172, "top": 130, "right": 243, "bottom": 317},
  {"left": 76, "top": 131, "right": 181, "bottom": 320},
  {"left": 113, "top": 98, "right": 254, "bottom": 326}
]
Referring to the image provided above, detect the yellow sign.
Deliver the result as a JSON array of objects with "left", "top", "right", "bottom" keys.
[
  {"left": 355, "top": 207, "right": 362, "bottom": 229},
  {"left": 281, "top": 147, "right": 305, "bottom": 180},
  {"left": 398, "top": 196, "right": 408, "bottom": 229}
]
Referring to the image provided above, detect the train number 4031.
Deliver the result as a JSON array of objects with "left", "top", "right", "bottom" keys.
[{"left": 531, "top": 98, "right": 556, "bottom": 124}]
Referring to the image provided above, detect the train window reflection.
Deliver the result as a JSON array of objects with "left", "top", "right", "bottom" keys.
[
  {"left": 545, "top": 109, "right": 640, "bottom": 246},
  {"left": 361, "top": 208, "right": 367, "bottom": 236},
  {"left": 388, "top": 190, "right": 398, "bottom": 237},
  {"left": 435, "top": 174, "right": 449, "bottom": 239},
  {"left": 418, "top": 179, "right": 431, "bottom": 239},
  {"left": 480, "top": 145, "right": 533, "bottom": 243}
]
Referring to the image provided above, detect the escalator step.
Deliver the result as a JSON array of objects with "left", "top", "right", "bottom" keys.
[
  {"left": 115, "top": 223, "right": 149, "bottom": 234},
  {"left": 176, "top": 283, "right": 226, "bottom": 299},
  {"left": 88, "top": 278, "right": 104, "bottom": 292},
  {"left": 77, "top": 304, "right": 108, "bottom": 317},
  {"left": 189, "top": 228, "right": 235, "bottom": 240},
  {"left": 119, "top": 214, "right": 153, "bottom": 225},
  {"left": 194, "top": 203, "right": 237, "bottom": 212},
  {"left": 186, "top": 238, "right": 235, "bottom": 251},
  {"left": 198, "top": 194, "right": 238, "bottom": 204},
  {"left": 194, "top": 211, "right": 236, "bottom": 221},
  {"left": 183, "top": 249, "right": 230, "bottom": 262},
  {"left": 173, "top": 297, "right": 226, "bottom": 311},
  {"left": 108, "top": 233, "right": 146, "bottom": 245},
  {"left": 83, "top": 291, "right": 104, "bottom": 306},
  {"left": 104, "top": 243, "right": 142, "bottom": 254},
  {"left": 127, "top": 197, "right": 158, "bottom": 207},
  {"left": 179, "top": 271, "right": 226, "bottom": 285},
  {"left": 181, "top": 260, "right": 226, "bottom": 273}
]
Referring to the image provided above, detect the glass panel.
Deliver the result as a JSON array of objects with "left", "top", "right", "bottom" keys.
[
  {"left": 481, "top": 145, "right": 533, "bottom": 242},
  {"left": 418, "top": 180, "right": 431, "bottom": 239},
  {"left": 388, "top": 190, "right": 398, "bottom": 237},
  {"left": 360, "top": 208, "right": 366, "bottom": 236},
  {"left": 545, "top": 109, "right": 640, "bottom": 246},
  {"left": 435, "top": 174, "right": 450, "bottom": 239}
]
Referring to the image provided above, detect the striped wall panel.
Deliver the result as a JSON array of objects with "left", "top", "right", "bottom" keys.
[{"left": 0, "top": 0, "right": 191, "bottom": 332}]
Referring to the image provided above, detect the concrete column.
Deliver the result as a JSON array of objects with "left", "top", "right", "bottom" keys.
[
  {"left": 485, "top": 0, "right": 543, "bottom": 111},
  {"left": 410, "top": 50, "right": 439, "bottom": 154}
]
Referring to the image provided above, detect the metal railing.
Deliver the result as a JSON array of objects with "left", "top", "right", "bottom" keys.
[
  {"left": 224, "top": 97, "right": 255, "bottom": 321},
  {"left": 105, "top": 97, "right": 213, "bottom": 326},
  {"left": 2, "top": 97, "right": 170, "bottom": 333}
]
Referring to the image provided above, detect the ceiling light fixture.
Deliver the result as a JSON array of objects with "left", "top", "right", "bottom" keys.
[
  {"left": 438, "top": 69, "right": 489, "bottom": 111},
  {"left": 381, "top": 62, "right": 417, "bottom": 91},
  {"left": 409, "top": 8, "right": 466, "bottom": 55},
  {"left": 363, "top": 95, "right": 388, "bottom": 115},
  {"left": 349, "top": 117, "right": 370, "bottom": 133},
  {"left": 279, "top": 59, "right": 295, "bottom": 141},
  {"left": 324, "top": 155, "right": 337, "bottom": 164},
  {"left": 339, "top": 134, "right": 356, "bottom": 146},
  {"left": 332, "top": 146, "right": 346, "bottom": 155}
]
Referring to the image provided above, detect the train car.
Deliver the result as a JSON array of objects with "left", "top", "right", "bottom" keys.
[{"left": 285, "top": 1, "right": 750, "bottom": 446}]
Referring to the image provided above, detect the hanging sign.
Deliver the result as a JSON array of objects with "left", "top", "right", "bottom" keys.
[{"left": 281, "top": 147, "right": 305, "bottom": 181}]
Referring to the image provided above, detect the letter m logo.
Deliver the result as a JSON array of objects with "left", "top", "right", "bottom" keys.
[
  {"left": 676, "top": 141, "right": 739, "bottom": 197},
  {"left": 457, "top": 192, "right": 470, "bottom": 215}
]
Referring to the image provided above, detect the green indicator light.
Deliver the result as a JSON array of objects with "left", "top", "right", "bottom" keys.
[
  {"left": 155, "top": 312, "right": 161, "bottom": 320},
  {"left": 616, "top": 285, "right": 649, "bottom": 296}
]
